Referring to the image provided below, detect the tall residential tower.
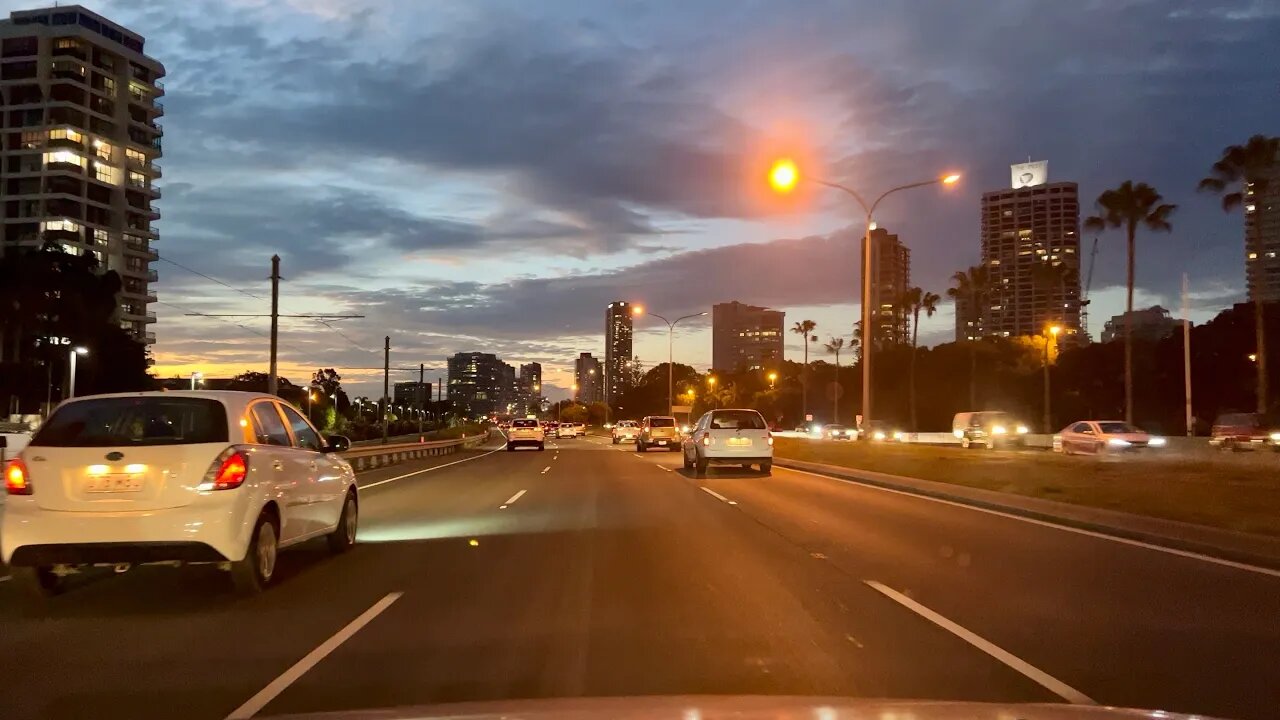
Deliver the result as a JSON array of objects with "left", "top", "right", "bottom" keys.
[
  {"left": 711, "top": 301, "right": 784, "bottom": 373},
  {"left": 0, "top": 5, "right": 164, "bottom": 345},
  {"left": 868, "top": 227, "right": 910, "bottom": 346},
  {"left": 604, "top": 301, "right": 633, "bottom": 405}
]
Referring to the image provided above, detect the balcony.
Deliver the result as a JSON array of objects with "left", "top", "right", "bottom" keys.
[
  {"left": 143, "top": 332, "right": 156, "bottom": 344},
  {"left": 53, "top": 46, "right": 88, "bottom": 61},
  {"left": 147, "top": 269, "right": 158, "bottom": 282}
]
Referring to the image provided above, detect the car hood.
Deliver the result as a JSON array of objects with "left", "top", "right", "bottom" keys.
[{"left": 264, "top": 695, "right": 1222, "bottom": 720}]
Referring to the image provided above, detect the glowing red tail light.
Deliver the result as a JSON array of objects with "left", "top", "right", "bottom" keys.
[
  {"left": 205, "top": 450, "right": 249, "bottom": 490},
  {"left": 5, "top": 459, "right": 32, "bottom": 495}
]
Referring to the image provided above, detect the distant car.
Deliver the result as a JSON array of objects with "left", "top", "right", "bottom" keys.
[
  {"left": 820, "top": 424, "right": 854, "bottom": 440},
  {"left": 612, "top": 421, "right": 641, "bottom": 444},
  {"left": 2, "top": 391, "right": 358, "bottom": 601},
  {"left": 1210, "top": 412, "right": 1280, "bottom": 451},
  {"left": 861, "top": 420, "right": 905, "bottom": 442},
  {"left": 637, "top": 416, "right": 680, "bottom": 452},
  {"left": 574, "top": 422, "right": 587, "bottom": 436},
  {"left": 542, "top": 421, "right": 560, "bottom": 439},
  {"left": 1053, "top": 420, "right": 1167, "bottom": 455},
  {"left": 558, "top": 422, "right": 579, "bottom": 439},
  {"left": 952, "top": 411, "right": 1030, "bottom": 449},
  {"left": 507, "top": 418, "right": 546, "bottom": 451},
  {"left": 682, "top": 408, "right": 773, "bottom": 475}
]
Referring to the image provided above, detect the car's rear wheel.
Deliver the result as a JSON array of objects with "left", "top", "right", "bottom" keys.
[
  {"left": 232, "top": 511, "right": 279, "bottom": 595},
  {"left": 760, "top": 461, "right": 772, "bottom": 475},
  {"left": 683, "top": 450, "right": 693, "bottom": 470},
  {"left": 327, "top": 491, "right": 358, "bottom": 554},
  {"left": 12, "top": 565, "right": 66, "bottom": 603},
  {"left": 537, "top": 442, "right": 545, "bottom": 451},
  {"left": 695, "top": 454, "right": 708, "bottom": 475},
  {"left": 637, "top": 441, "right": 647, "bottom": 453}
]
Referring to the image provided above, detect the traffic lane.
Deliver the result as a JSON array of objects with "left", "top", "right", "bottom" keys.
[
  {"left": 255, "top": 438, "right": 1059, "bottom": 717},
  {"left": 0, "top": 443, "right": 525, "bottom": 720},
  {"left": 640, "top": 451, "right": 1280, "bottom": 720}
]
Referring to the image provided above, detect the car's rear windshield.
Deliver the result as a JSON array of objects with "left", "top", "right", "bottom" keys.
[
  {"left": 648, "top": 417, "right": 676, "bottom": 427},
  {"left": 710, "top": 411, "right": 766, "bottom": 430},
  {"left": 33, "top": 397, "right": 229, "bottom": 447},
  {"left": 511, "top": 419, "right": 538, "bottom": 428}
]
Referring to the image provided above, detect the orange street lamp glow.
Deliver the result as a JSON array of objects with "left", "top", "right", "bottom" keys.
[
  {"left": 769, "top": 158, "right": 799, "bottom": 193},
  {"left": 631, "top": 304, "right": 645, "bottom": 317},
  {"left": 1049, "top": 325, "right": 1062, "bottom": 336},
  {"left": 942, "top": 173, "right": 962, "bottom": 185}
]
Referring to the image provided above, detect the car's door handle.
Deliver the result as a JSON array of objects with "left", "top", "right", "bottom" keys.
[{"left": 272, "top": 460, "right": 284, "bottom": 471}]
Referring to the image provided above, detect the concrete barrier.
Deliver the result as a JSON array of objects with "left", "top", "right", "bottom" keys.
[{"left": 340, "top": 432, "right": 492, "bottom": 472}]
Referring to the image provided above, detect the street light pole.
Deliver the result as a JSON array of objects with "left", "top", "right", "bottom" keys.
[
  {"left": 1043, "top": 325, "right": 1061, "bottom": 433},
  {"left": 67, "top": 346, "right": 88, "bottom": 399},
  {"left": 770, "top": 160, "right": 959, "bottom": 429},
  {"left": 636, "top": 308, "right": 706, "bottom": 416}
]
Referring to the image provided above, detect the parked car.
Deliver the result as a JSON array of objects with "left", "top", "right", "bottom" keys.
[
  {"left": 2, "top": 391, "right": 358, "bottom": 601},
  {"left": 1209, "top": 412, "right": 1280, "bottom": 451},
  {"left": 952, "top": 411, "right": 1030, "bottom": 449},
  {"left": 506, "top": 418, "right": 545, "bottom": 451},
  {"left": 682, "top": 408, "right": 773, "bottom": 475},
  {"left": 637, "top": 416, "right": 680, "bottom": 452},
  {"left": 612, "top": 420, "right": 641, "bottom": 444},
  {"left": 820, "top": 424, "right": 854, "bottom": 440},
  {"left": 1053, "top": 420, "right": 1167, "bottom": 455}
]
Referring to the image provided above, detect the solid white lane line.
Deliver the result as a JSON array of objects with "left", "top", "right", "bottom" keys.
[
  {"left": 778, "top": 465, "right": 1280, "bottom": 579},
  {"left": 700, "top": 486, "right": 737, "bottom": 505},
  {"left": 504, "top": 489, "right": 527, "bottom": 507},
  {"left": 864, "top": 580, "right": 1094, "bottom": 704},
  {"left": 359, "top": 445, "right": 506, "bottom": 490},
  {"left": 225, "top": 592, "right": 403, "bottom": 719}
]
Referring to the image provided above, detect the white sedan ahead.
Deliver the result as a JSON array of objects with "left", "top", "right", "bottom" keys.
[
  {"left": 1053, "top": 420, "right": 1167, "bottom": 455},
  {"left": 3, "top": 391, "right": 358, "bottom": 601}
]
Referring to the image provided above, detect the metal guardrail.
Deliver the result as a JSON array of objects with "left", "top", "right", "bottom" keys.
[{"left": 340, "top": 432, "right": 492, "bottom": 472}]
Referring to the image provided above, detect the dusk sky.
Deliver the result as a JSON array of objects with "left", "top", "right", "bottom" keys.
[{"left": 23, "top": 0, "right": 1277, "bottom": 399}]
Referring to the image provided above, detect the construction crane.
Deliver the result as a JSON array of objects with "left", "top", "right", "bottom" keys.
[{"left": 1078, "top": 237, "right": 1100, "bottom": 338}]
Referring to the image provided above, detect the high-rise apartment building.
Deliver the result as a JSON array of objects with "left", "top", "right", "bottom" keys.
[
  {"left": 604, "top": 301, "right": 634, "bottom": 405},
  {"left": 517, "top": 362, "right": 541, "bottom": 410},
  {"left": 392, "top": 381, "right": 431, "bottom": 407},
  {"left": 574, "top": 352, "right": 603, "bottom": 404},
  {"left": 712, "top": 301, "right": 784, "bottom": 373},
  {"left": 970, "top": 161, "right": 1082, "bottom": 341},
  {"left": 447, "top": 352, "right": 512, "bottom": 417},
  {"left": 1245, "top": 158, "right": 1280, "bottom": 302},
  {"left": 867, "top": 227, "right": 910, "bottom": 346},
  {"left": 0, "top": 6, "right": 164, "bottom": 345}
]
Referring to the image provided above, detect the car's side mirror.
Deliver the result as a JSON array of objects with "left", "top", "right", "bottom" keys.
[{"left": 323, "top": 434, "right": 351, "bottom": 453}]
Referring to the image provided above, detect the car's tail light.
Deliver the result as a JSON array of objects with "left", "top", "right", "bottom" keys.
[
  {"left": 5, "top": 459, "right": 32, "bottom": 495},
  {"left": 767, "top": 432, "right": 774, "bottom": 446},
  {"left": 701, "top": 435, "right": 711, "bottom": 446},
  {"left": 201, "top": 448, "right": 249, "bottom": 491}
]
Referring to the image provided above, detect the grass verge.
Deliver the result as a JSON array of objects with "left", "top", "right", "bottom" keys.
[{"left": 773, "top": 438, "right": 1280, "bottom": 537}]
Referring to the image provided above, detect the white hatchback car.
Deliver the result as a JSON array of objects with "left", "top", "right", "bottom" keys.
[
  {"left": 612, "top": 420, "right": 641, "bottom": 444},
  {"left": 2, "top": 391, "right": 358, "bottom": 600},
  {"left": 682, "top": 408, "right": 773, "bottom": 475}
]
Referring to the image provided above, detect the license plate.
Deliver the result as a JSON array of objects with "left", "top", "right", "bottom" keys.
[
  {"left": 727, "top": 437, "right": 751, "bottom": 446},
  {"left": 657, "top": 440, "right": 667, "bottom": 446},
  {"left": 86, "top": 474, "right": 145, "bottom": 493}
]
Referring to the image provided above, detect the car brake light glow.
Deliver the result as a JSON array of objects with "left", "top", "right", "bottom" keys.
[
  {"left": 201, "top": 449, "right": 249, "bottom": 491},
  {"left": 767, "top": 432, "right": 774, "bottom": 446},
  {"left": 701, "top": 435, "right": 711, "bottom": 446},
  {"left": 5, "top": 459, "right": 31, "bottom": 495}
]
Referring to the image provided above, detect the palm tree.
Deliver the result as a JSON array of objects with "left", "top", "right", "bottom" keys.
[
  {"left": 1200, "top": 135, "right": 1280, "bottom": 413},
  {"left": 904, "top": 287, "right": 941, "bottom": 431},
  {"left": 946, "top": 265, "right": 991, "bottom": 408},
  {"left": 824, "top": 336, "right": 845, "bottom": 424},
  {"left": 1084, "top": 181, "right": 1177, "bottom": 424},
  {"left": 791, "top": 319, "right": 817, "bottom": 422}
]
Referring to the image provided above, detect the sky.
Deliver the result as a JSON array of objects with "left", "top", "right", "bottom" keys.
[{"left": 14, "top": 0, "right": 1277, "bottom": 399}]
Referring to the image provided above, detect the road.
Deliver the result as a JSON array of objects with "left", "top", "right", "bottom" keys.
[{"left": 2, "top": 434, "right": 1277, "bottom": 720}]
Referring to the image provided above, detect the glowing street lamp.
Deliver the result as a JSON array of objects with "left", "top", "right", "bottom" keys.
[
  {"left": 768, "top": 158, "right": 961, "bottom": 427},
  {"left": 634, "top": 306, "right": 708, "bottom": 415},
  {"left": 67, "top": 346, "right": 89, "bottom": 399},
  {"left": 767, "top": 371, "right": 778, "bottom": 389}
]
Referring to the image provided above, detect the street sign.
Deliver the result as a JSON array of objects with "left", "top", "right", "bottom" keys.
[
  {"left": 671, "top": 405, "right": 693, "bottom": 414},
  {"left": 805, "top": 414, "right": 813, "bottom": 422}
]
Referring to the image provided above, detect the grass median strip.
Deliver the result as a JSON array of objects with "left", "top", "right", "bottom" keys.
[{"left": 774, "top": 438, "right": 1280, "bottom": 537}]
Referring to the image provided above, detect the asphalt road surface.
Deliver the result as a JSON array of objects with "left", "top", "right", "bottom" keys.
[{"left": 2, "top": 434, "right": 1277, "bottom": 720}]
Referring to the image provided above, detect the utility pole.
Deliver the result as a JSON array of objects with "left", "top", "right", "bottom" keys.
[
  {"left": 268, "top": 255, "right": 280, "bottom": 396},
  {"left": 438, "top": 376, "right": 444, "bottom": 425},
  {"left": 382, "top": 336, "right": 390, "bottom": 445},
  {"left": 1183, "top": 273, "right": 1193, "bottom": 436},
  {"left": 418, "top": 363, "right": 425, "bottom": 434}
]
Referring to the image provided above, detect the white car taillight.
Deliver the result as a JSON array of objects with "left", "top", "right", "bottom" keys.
[
  {"left": 200, "top": 447, "right": 249, "bottom": 491},
  {"left": 5, "top": 458, "right": 32, "bottom": 495},
  {"left": 701, "top": 435, "right": 711, "bottom": 446},
  {"left": 767, "top": 432, "right": 774, "bottom": 446}
]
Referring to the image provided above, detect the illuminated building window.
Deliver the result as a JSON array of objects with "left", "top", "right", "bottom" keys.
[
  {"left": 44, "top": 150, "right": 85, "bottom": 167},
  {"left": 49, "top": 127, "right": 85, "bottom": 143},
  {"left": 42, "top": 218, "right": 81, "bottom": 233},
  {"left": 125, "top": 147, "right": 147, "bottom": 164}
]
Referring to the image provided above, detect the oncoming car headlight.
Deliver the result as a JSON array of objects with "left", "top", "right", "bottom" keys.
[
  {"left": 991, "top": 425, "right": 1007, "bottom": 435},
  {"left": 872, "top": 431, "right": 886, "bottom": 441},
  {"left": 1148, "top": 437, "right": 1167, "bottom": 447},
  {"left": 1016, "top": 425, "right": 1029, "bottom": 434},
  {"left": 1270, "top": 432, "right": 1280, "bottom": 442},
  {"left": 1107, "top": 438, "right": 1132, "bottom": 447}
]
